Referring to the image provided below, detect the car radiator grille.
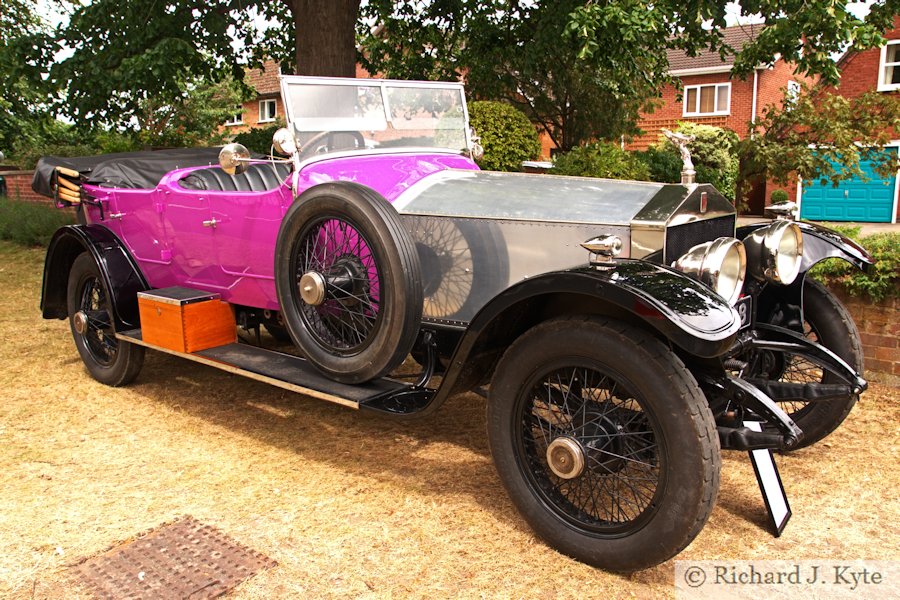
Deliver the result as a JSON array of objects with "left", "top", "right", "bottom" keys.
[{"left": 664, "top": 216, "right": 737, "bottom": 264}]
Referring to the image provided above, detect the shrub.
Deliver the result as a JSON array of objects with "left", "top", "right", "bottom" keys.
[
  {"left": 0, "top": 198, "right": 76, "bottom": 247},
  {"left": 550, "top": 142, "right": 650, "bottom": 181},
  {"left": 636, "top": 146, "right": 682, "bottom": 183},
  {"left": 468, "top": 101, "right": 541, "bottom": 172},
  {"left": 231, "top": 121, "right": 285, "bottom": 155},
  {"left": 770, "top": 189, "right": 790, "bottom": 204},
  {"left": 809, "top": 227, "right": 899, "bottom": 302},
  {"left": 651, "top": 122, "right": 740, "bottom": 198}
]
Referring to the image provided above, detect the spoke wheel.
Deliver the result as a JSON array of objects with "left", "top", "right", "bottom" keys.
[
  {"left": 67, "top": 253, "right": 144, "bottom": 386},
  {"left": 275, "top": 183, "right": 422, "bottom": 383},
  {"left": 411, "top": 217, "right": 509, "bottom": 320},
  {"left": 751, "top": 278, "right": 863, "bottom": 449},
  {"left": 488, "top": 317, "right": 719, "bottom": 572},
  {"left": 518, "top": 365, "right": 663, "bottom": 534}
]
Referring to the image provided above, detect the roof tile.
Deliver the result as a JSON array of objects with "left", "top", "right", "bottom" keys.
[
  {"left": 246, "top": 60, "right": 282, "bottom": 95},
  {"left": 668, "top": 24, "right": 765, "bottom": 72}
]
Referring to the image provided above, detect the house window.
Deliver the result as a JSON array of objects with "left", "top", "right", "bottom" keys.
[
  {"left": 259, "top": 99, "right": 277, "bottom": 123},
  {"left": 786, "top": 80, "right": 801, "bottom": 102},
  {"left": 224, "top": 107, "right": 243, "bottom": 126},
  {"left": 879, "top": 41, "right": 900, "bottom": 91},
  {"left": 683, "top": 83, "right": 731, "bottom": 116}
]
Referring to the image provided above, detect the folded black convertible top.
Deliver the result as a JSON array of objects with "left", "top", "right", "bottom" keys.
[{"left": 32, "top": 147, "right": 227, "bottom": 198}]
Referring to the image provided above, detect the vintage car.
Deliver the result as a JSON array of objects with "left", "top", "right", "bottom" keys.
[{"left": 35, "top": 76, "right": 872, "bottom": 572}]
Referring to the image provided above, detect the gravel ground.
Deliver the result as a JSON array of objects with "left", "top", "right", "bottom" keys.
[{"left": 1, "top": 242, "right": 897, "bottom": 598}]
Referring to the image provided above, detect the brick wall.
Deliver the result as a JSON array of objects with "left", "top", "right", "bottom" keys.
[
  {"left": 828, "top": 17, "right": 900, "bottom": 104},
  {"left": 831, "top": 287, "right": 900, "bottom": 385},
  {"left": 1, "top": 171, "right": 47, "bottom": 203},
  {"left": 222, "top": 95, "right": 286, "bottom": 136}
]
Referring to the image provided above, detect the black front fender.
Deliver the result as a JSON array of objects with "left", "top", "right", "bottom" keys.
[
  {"left": 41, "top": 225, "right": 149, "bottom": 330},
  {"left": 464, "top": 261, "right": 741, "bottom": 359},
  {"left": 737, "top": 220, "right": 874, "bottom": 274},
  {"left": 423, "top": 260, "right": 741, "bottom": 411}
]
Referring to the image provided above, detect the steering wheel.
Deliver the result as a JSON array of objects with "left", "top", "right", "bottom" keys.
[{"left": 298, "top": 131, "right": 365, "bottom": 159}]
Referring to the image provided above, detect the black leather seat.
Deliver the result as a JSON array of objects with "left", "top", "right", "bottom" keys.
[{"left": 179, "top": 163, "right": 291, "bottom": 192}]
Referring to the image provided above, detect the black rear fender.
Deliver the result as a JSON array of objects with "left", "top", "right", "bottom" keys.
[
  {"left": 435, "top": 262, "right": 741, "bottom": 400},
  {"left": 41, "top": 225, "right": 148, "bottom": 330}
]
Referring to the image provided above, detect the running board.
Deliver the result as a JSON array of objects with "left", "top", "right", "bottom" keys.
[{"left": 116, "top": 329, "right": 411, "bottom": 410}]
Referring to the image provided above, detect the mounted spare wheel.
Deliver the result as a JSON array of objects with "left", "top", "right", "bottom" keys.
[{"left": 275, "top": 182, "right": 423, "bottom": 384}]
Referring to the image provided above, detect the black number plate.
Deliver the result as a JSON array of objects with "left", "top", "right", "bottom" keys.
[{"left": 736, "top": 296, "right": 753, "bottom": 330}]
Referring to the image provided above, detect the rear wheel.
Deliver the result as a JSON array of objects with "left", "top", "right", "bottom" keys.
[
  {"left": 275, "top": 183, "right": 423, "bottom": 384},
  {"left": 67, "top": 253, "right": 144, "bottom": 386},
  {"left": 488, "top": 317, "right": 720, "bottom": 571}
]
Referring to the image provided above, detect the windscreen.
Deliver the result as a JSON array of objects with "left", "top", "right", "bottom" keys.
[{"left": 281, "top": 77, "right": 469, "bottom": 155}]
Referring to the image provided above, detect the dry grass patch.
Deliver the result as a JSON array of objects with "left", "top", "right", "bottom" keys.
[{"left": 0, "top": 241, "right": 897, "bottom": 598}]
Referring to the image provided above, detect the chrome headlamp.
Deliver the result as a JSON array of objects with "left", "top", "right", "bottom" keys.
[
  {"left": 673, "top": 237, "right": 747, "bottom": 305},
  {"left": 742, "top": 221, "right": 803, "bottom": 285}
]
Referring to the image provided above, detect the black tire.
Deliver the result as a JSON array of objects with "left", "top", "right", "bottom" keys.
[
  {"left": 411, "top": 217, "right": 509, "bottom": 320},
  {"left": 758, "top": 278, "right": 863, "bottom": 449},
  {"left": 275, "top": 182, "right": 423, "bottom": 384},
  {"left": 488, "top": 317, "right": 720, "bottom": 572},
  {"left": 67, "top": 252, "right": 144, "bottom": 386}
]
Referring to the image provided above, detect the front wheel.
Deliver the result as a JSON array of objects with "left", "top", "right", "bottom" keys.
[
  {"left": 67, "top": 252, "right": 144, "bottom": 386},
  {"left": 488, "top": 317, "right": 720, "bottom": 572},
  {"left": 754, "top": 278, "right": 863, "bottom": 449}
]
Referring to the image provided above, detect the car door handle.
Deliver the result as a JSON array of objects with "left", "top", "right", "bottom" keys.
[
  {"left": 109, "top": 212, "right": 125, "bottom": 220},
  {"left": 202, "top": 218, "right": 219, "bottom": 228}
]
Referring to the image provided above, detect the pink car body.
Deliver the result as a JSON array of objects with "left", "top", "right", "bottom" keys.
[{"left": 82, "top": 153, "right": 478, "bottom": 311}]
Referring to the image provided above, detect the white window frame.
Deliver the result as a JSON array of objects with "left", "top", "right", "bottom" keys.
[
  {"left": 682, "top": 82, "right": 731, "bottom": 117},
  {"left": 786, "top": 80, "right": 801, "bottom": 101},
  {"left": 224, "top": 107, "right": 244, "bottom": 126},
  {"left": 259, "top": 99, "right": 277, "bottom": 123},
  {"left": 878, "top": 40, "right": 900, "bottom": 92}
]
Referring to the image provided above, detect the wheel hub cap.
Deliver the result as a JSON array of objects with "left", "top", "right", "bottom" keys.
[
  {"left": 546, "top": 436, "right": 586, "bottom": 479},
  {"left": 73, "top": 310, "right": 89, "bottom": 335},
  {"left": 299, "top": 271, "right": 326, "bottom": 306}
]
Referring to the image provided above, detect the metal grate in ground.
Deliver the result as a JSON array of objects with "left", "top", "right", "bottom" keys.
[{"left": 71, "top": 516, "right": 276, "bottom": 599}]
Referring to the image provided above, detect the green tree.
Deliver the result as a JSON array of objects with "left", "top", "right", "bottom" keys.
[
  {"left": 360, "top": 1, "right": 669, "bottom": 151},
  {"left": 52, "top": 0, "right": 361, "bottom": 134},
  {"left": 133, "top": 76, "right": 246, "bottom": 148},
  {"left": 360, "top": 2, "right": 900, "bottom": 151},
  {"left": 0, "top": 0, "right": 58, "bottom": 155},
  {"left": 569, "top": 1, "right": 900, "bottom": 87},
  {"left": 738, "top": 87, "right": 900, "bottom": 198}
]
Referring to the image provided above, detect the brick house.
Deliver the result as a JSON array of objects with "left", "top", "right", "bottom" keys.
[
  {"left": 621, "top": 25, "right": 812, "bottom": 214},
  {"left": 627, "top": 25, "right": 808, "bottom": 153},
  {"left": 223, "top": 60, "right": 286, "bottom": 134},
  {"left": 796, "top": 18, "right": 900, "bottom": 223}
]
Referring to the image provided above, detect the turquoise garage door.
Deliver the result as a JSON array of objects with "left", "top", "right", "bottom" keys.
[{"left": 800, "top": 148, "right": 897, "bottom": 223}]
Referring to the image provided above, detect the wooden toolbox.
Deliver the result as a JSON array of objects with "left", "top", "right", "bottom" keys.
[{"left": 137, "top": 287, "right": 236, "bottom": 353}]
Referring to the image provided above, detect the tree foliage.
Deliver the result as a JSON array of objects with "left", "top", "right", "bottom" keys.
[
  {"left": 468, "top": 101, "right": 541, "bottom": 172},
  {"left": 51, "top": 0, "right": 361, "bottom": 135},
  {"left": 360, "top": 2, "right": 900, "bottom": 152},
  {"left": 569, "top": 1, "right": 900, "bottom": 87},
  {"left": 0, "top": 0, "right": 58, "bottom": 154},
  {"left": 360, "top": 1, "right": 669, "bottom": 151},
  {"left": 739, "top": 87, "right": 900, "bottom": 191}
]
